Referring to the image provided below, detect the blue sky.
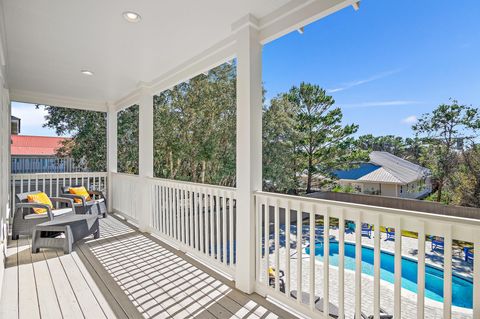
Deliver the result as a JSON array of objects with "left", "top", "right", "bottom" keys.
[
  {"left": 263, "top": 0, "right": 480, "bottom": 137},
  {"left": 13, "top": 1, "right": 480, "bottom": 138}
]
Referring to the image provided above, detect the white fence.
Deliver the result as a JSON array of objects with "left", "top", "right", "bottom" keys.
[
  {"left": 11, "top": 172, "right": 108, "bottom": 209},
  {"left": 18, "top": 171, "right": 478, "bottom": 318},
  {"left": 111, "top": 173, "right": 143, "bottom": 223},
  {"left": 110, "top": 174, "right": 238, "bottom": 275},
  {"left": 254, "top": 191, "right": 480, "bottom": 319},
  {"left": 149, "top": 178, "right": 237, "bottom": 275}
]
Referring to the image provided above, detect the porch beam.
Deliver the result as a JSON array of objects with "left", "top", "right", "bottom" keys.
[
  {"left": 106, "top": 103, "right": 117, "bottom": 212},
  {"left": 10, "top": 89, "right": 107, "bottom": 112},
  {"left": 234, "top": 20, "right": 262, "bottom": 293},
  {"left": 258, "top": 0, "right": 358, "bottom": 44}
]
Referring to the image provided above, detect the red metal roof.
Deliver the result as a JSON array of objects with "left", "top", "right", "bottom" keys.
[{"left": 11, "top": 135, "right": 70, "bottom": 156}]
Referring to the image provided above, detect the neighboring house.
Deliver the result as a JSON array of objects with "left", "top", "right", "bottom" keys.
[
  {"left": 11, "top": 135, "right": 81, "bottom": 173},
  {"left": 334, "top": 151, "right": 432, "bottom": 199},
  {"left": 10, "top": 116, "right": 21, "bottom": 135}
]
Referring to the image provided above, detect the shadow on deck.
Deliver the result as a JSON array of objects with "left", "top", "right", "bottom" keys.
[{"left": 0, "top": 214, "right": 295, "bottom": 319}]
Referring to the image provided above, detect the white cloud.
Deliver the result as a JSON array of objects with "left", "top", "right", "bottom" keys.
[
  {"left": 402, "top": 115, "right": 418, "bottom": 124},
  {"left": 342, "top": 100, "right": 421, "bottom": 108},
  {"left": 327, "top": 68, "right": 403, "bottom": 93}
]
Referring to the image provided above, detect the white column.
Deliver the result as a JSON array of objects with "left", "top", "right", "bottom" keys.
[
  {"left": 138, "top": 87, "right": 154, "bottom": 231},
  {"left": 234, "top": 19, "right": 262, "bottom": 293},
  {"left": 106, "top": 103, "right": 117, "bottom": 213}
]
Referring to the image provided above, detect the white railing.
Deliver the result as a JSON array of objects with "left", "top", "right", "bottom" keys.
[
  {"left": 11, "top": 172, "right": 107, "bottom": 208},
  {"left": 111, "top": 172, "right": 143, "bottom": 222},
  {"left": 254, "top": 191, "right": 480, "bottom": 319},
  {"left": 149, "top": 178, "right": 237, "bottom": 275}
]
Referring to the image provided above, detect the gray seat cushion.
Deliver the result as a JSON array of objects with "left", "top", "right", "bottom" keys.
[{"left": 24, "top": 208, "right": 73, "bottom": 220}]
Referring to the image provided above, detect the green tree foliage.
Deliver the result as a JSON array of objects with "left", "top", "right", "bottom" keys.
[
  {"left": 117, "top": 105, "right": 139, "bottom": 175},
  {"left": 455, "top": 144, "right": 480, "bottom": 207},
  {"left": 287, "top": 83, "right": 362, "bottom": 193},
  {"left": 263, "top": 96, "right": 300, "bottom": 193},
  {"left": 354, "top": 134, "right": 426, "bottom": 165},
  {"left": 413, "top": 99, "right": 480, "bottom": 202},
  {"left": 153, "top": 63, "right": 236, "bottom": 186},
  {"left": 263, "top": 83, "right": 364, "bottom": 193},
  {"left": 40, "top": 105, "right": 107, "bottom": 171}
]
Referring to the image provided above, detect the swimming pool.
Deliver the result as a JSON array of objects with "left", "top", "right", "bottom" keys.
[{"left": 305, "top": 242, "right": 473, "bottom": 309}]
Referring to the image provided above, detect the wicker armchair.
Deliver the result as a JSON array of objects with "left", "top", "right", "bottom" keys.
[
  {"left": 60, "top": 185, "right": 107, "bottom": 218},
  {"left": 12, "top": 191, "right": 75, "bottom": 240}
]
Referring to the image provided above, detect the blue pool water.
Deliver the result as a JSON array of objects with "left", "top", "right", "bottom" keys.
[{"left": 305, "top": 242, "right": 473, "bottom": 309}]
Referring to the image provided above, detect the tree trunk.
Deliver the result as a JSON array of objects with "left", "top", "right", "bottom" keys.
[
  {"left": 306, "top": 155, "right": 313, "bottom": 193},
  {"left": 201, "top": 160, "right": 206, "bottom": 183},
  {"left": 436, "top": 181, "right": 443, "bottom": 202}
]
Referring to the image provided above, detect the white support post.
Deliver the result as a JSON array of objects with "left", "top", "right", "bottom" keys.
[
  {"left": 106, "top": 103, "right": 117, "bottom": 213},
  {"left": 138, "top": 87, "right": 154, "bottom": 232},
  {"left": 234, "top": 16, "right": 262, "bottom": 293}
]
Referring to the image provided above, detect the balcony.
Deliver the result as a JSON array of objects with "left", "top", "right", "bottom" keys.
[
  {"left": 1, "top": 1, "right": 480, "bottom": 319},
  {"left": 1, "top": 207, "right": 294, "bottom": 319},
  {"left": 3, "top": 172, "right": 479, "bottom": 318}
]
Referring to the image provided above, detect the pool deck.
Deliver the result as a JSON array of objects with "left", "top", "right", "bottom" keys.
[{"left": 261, "top": 226, "right": 473, "bottom": 319}]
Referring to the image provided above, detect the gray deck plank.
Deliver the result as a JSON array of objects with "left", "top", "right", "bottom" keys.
[
  {"left": 31, "top": 241, "right": 63, "bottom": 319},
  {"left": 43, "top": 249, "right": 84, "bottom": 319},
  {"left": 58, "top": 252, "right": 107, "bottom": 319},
  {"left": 77, "top": 238, "right": 144, "bottom": 319},
  {"left": 2, "top": 214, "right": 296, "bottom": 319},
  {"left": 70, "top": 251, "right": 118, "bottom": 319},
  {"left": 0, "top": 237, "right": 19, "bottom": 319},
  {"left": 17, "top": 237, "right": 40, "bottom": 319}
]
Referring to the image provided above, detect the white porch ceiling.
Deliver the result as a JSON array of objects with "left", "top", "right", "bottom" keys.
[{"left": 1, "top": 0, "right": 290, "bottom": 106}]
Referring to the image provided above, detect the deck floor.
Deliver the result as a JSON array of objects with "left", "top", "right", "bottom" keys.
[{"left": 0, "top": 215, "right": 295, "bottom": 319}]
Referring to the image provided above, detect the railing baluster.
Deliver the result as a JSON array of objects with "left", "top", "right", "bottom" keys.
[
  {"left": 443, "top": 225, "right": 453, "bottom": 319},
  {"left": 374, "top": 215, "right": 381, "bottom": 317},
  {"left": 209, "top": 190, "right": 215, "bottom": 258},
  {"left": 216, "top": 190, "right": 221, "bottom": 262},
  {"left": 274, "top": 199, "right": 280, "bottom": 293},
  {"left": 264, "top": 196, "right": 270, "bottom": 288},
  {"left": 222, "top": 191, "right": 227, "bottom": 265},
  {"left": 296, "top": 201, "right": 302, "bottom": 304},
  {"left": 338, "top": 209, "right": 345, "bottom": 319},
  {"left": 417, "top": 222, "right": 425, "bottom": 319},
  {"left": 473, "top": 232, "right": 480, "bottom": 318},
  {"left": 309, "top": 204, "right": 316, "bottom": 310},
  {"left": 394, "top": 218, "right": 402, "bottom": 319},
  {"left": 323, "top": 207, "right": 330, "bottom": 314},
  {"left": 256, "top": 195, "right": 262, "bottom": 280},
  {"left": 355, "top": 212, "right": 362, "bottom": 319},
  {"left": 229, "top": 191, "right": 235, "bottom": 266},
  {"left": 285, "top": 199, "right": 291, "bottom": 295}
]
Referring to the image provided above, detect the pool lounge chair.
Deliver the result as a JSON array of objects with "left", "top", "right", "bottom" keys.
[
  {"left": 268, "top": 267, "right": 285, "bottom": 293},
  {"left": 431, "top": 236, "right": 444, "bottom": 251},
  {"left": 361, "top": 223, "right": 373, "bottom": 238},
  {"left": 385, "top": 227, "right": 395, "bottom": 241},
  {"left": 355, "top": 307, "right": 392, "bottom": 319},
  {"left": 12, "top": 191, "right": 75, "bottom": 240},
  {"left": 464, "top": 247, "right": 473, "bottom": 262}
]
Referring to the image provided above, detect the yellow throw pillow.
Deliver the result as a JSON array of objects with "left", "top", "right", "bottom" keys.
[
  {"left": 69, "top": 186, "right": 92, "bottom": 203},
  {"left": 27, "top": 192, "right": 53, "bottom": 214}
]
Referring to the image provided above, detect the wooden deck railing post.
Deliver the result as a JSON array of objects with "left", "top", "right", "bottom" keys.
[{"left": 234, "top": 16, "right": 262, "bottom": 293}]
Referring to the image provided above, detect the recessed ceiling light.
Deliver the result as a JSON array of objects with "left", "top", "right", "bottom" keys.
[
  {"left": 123, "top": 11, "right": 141, "bottom": 23},
  {"left": 81, "top": 70, "right": 94, "bottom": 76}
]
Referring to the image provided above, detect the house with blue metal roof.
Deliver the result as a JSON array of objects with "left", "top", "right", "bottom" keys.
[{"left": 334, "top": 151, "right": 432, "bottom": 199}]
